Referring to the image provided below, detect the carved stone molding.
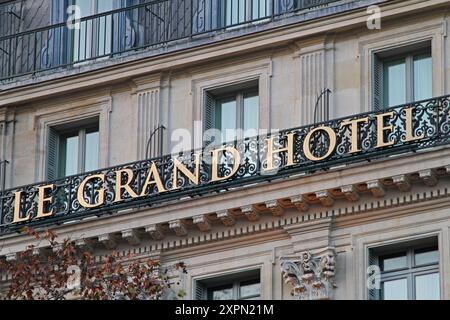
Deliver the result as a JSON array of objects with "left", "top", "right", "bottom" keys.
[
  {"left": 98, "top": 234, "right": 119, "bottom": 250},
  {"left": 280, "top": 247, "right": 337, "bottom": 300},
  {"left": 169, "top": 220, "right": 188, "bottom": 237},
  {"left": 419, "top": 169, "right": 438, "bottom": 187},
  {"left": 315, "top": 190, "right": 334, "bottom": 207},
  {"left": 341, "top": 185, "right": 359, "bottom": 202},
  {"left": 122, "top": 229, "right": 142, "bottom": 246}
]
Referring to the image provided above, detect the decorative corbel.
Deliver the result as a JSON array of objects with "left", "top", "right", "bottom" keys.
[
  {"left": 193, "top": 215, "right": 212, "bottom": 232},
  {"left": 216, "top": 210, "right": 236, "bottom": 227},
  {"left": 265, "top": 200, "right": 284, "bottom": 217}
]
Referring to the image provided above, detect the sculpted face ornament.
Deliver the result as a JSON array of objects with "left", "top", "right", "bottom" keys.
[{"left": 280, "top": 247, "right": 337, "bottom": 300}]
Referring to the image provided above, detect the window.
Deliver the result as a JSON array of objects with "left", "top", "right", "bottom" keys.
[
  {"left": 47, "top": 118, "right": 100, "bottom": 179},
  {"left": 223, "top": 0, "right": 271, "bottom": 26},
  {"left": 195, "top": 269, "right": 261, "bottom": 300},
  {"left": 71, "top": 0, "right": 114, "bottom": 62},
  {"left": 204, "top": 81, "right": 259, "bottom": 145},
  {"left": 368, "top": 237, "right": 440, "bottom": 300},
  {"left": 373, "top": 42, "right": 432, "bottom": 110}
]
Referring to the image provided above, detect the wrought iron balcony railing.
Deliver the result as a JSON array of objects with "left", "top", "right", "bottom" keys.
[
  {"left": 0, "top": 95, "right": 449, "bottom": 235},
  {"left": 0, "top": 0, "right": 342, "bottom": 82}
]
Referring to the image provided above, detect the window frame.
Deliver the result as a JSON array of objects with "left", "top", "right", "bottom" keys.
[
  {"left": 195, "top": 269, "right": 261, "bottom": 300},
  {"left": 381, "top": 48, "right": 432, "bottom": 107},
  {"left": 370, "top": 241, "right": 440, "bottom": 300},
  {"left": 58, "top": 124, "right": 99, "bottom": 178}
]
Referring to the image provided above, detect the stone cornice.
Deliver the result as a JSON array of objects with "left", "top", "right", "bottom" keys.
[{"left": 0, "top": 0, "right": 448, "bottom": 107}]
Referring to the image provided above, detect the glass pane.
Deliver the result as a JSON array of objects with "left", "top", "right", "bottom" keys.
[
  {"left": 210, "top": 286, "right": 233, "bottom": 300},
  {"left": 415, "top": 248, "right": 439, "bottom": 266},
  {"left": 85, "top": 130, "right": 99, "bottom": 172},
  {"left": 383, "top": 278, "right": 408, "bottom": 300},
  {"left": 382, "top": 254, "right": 407, "bottom": 271},
  {"left": 240, "top": 281, "right": 260, "bottom": 299},
  {"left": 97, "top": 0, "right": 113, "bottom": 56},
  {"left": 75, "top": 0, "right": 94, "bottom": 18},
  {"left": 384, "top": 59, "right": 406, "bottom": 106},
  {"left": 252, "top": 0, "right": 268, "bottom": 19},
  {"left": 226, "top": 0, "right": 246, "bottom": 26},
  {"left": 64, "top": 135, "right": 79, "bottom": 176},
  {"left": 415, "top": 273, "right": 440, "bottom": 300},
  {"left": 243, "top": 93, "right": 259, "bottom": 138},
  {"left": 218, "top": 98, "right": 237, "bottom": 143},
  {"left": 414, "top": 53, "right": 432, "bottom": 101}
]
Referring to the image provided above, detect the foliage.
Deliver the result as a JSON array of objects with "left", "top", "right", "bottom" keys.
[{"left": 0, "top": 227, "right": 187, "bottom": 300}]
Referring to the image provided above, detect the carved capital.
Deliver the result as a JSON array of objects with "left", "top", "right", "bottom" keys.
[
  {"left": 280, "top": 247, "right": 337, "bottom": 300},
  {"left": 290, "top": 195, "right": 309, "bottom": 212},
  {"left": 265, "top": 200, "right": 284, "bottom": 217},
  {"left": 216, "top": 210, "right": 235, "bottom": 227}
]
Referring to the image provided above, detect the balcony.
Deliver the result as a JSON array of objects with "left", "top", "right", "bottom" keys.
[
  {"left": 0, "top": 0, "right": 368, "bottom": 84},
  {"left": 0, "top": 95, "right": 449, "bottom": 236}
]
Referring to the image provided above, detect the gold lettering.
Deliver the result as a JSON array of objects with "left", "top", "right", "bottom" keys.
[
  {"left": 340, "top": 117, "right": 369, "bottom": 153},
  {"left": 303, "top": 126, "right": 337, "bottom": 161},
  {"left": 264, "top": 133, "right": 295, "bottom": 171},
  {"left": 211, "top": 147, "right": 241, "bottom": 182},
  {"left": 36, "top": 184, "right": 55, "bottom": 219},
  {"left": 140, "top": 162, "right": 167, "bottom": 196},
  {"left": 403, "top": 107, "right": 425, "bottom": 142},
  {"left": 376, "top": 111, "right": 395, "bottom": 148},
  {"left": 172, "top": 154, "right": 201, "bottom": 190},
  {"left": 12, "top": 191, "right": 30, "bottom": 223},
  {"left": 77, "top": 174, "right": 105, "bottom": 208},
  {"left": 114, "top": 169, "right": 139, "bottom": 202}
]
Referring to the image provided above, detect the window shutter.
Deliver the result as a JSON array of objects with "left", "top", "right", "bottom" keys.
[
  {"left": 47, "top": 127, "right": 59, "bottom": 180},
  {"left": 372, "top": 54, "right": 384, "bottom": 111},
  {"left": 368, "top": 251, "right": 380, "bottom": 300},
  {"left": 195, "top": 282, "right": 205, "bottom": 300},
  {"left": 203, "top": 92, "right": 216, "bottom": 145}
]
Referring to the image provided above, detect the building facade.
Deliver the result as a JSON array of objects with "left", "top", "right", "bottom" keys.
[{"left": 0, "top": 0, "right": 449, "bottom": 300}]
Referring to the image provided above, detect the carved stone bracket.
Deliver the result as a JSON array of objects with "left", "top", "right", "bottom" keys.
[
  {"left": 216, "top": 210, "right": 236, "bottom": 227},
  {"left": 392, "top": 175, "right": 411, "bottom": 192},
  {"left": 241, "top": 205, "right": 260, "bottom": 222},
  {"left": 193, "top": 215, "right": 212, "bottom": 232},
  {"left": 315, "top": 190, "right": 334, "bottom": 207},
  {"left": 280, "top": 247, "right": 337, "bottom": 300},
  {"left": 169, "top": 220, "right": 188, "bottom": 237},
  {"left": 367, "top": 180, "right": 385, "bottom": 197},
  {"left": 290, "top": 195, "right": 309, "bottom": 212},
  {"left": 98, "top": 234, "right": 119, "bottom": 250},
  {"left": 419, "top": 169, "right": 438, "bottom": 187},
  {"left": 145, "top": 224, "right": 165, "bottom": 240},
  {"left": 265, "top": 200, "right": 284, "bottom": 217},
  {"left": 341, "top": 185, "right": 359, "bottom": 202},
  {"left": 122, "top": 229, "right": 142, "bottom": 246}
]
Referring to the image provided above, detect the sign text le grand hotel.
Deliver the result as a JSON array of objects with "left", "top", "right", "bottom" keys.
[{"left": 5, "top": 104, "right": 448, "bottom": 228}]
